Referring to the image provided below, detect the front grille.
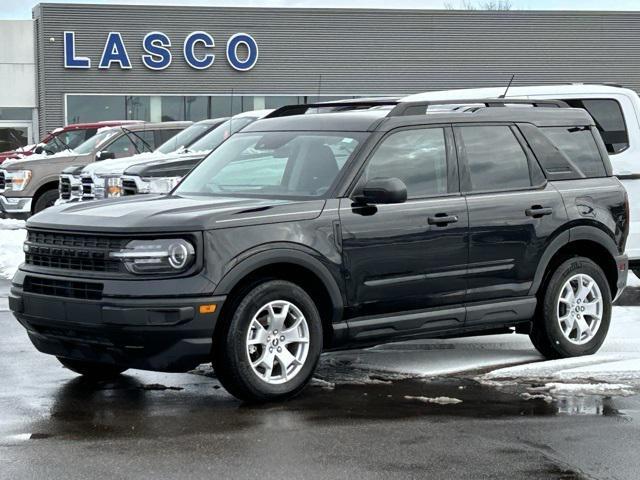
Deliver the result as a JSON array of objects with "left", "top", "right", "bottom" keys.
[
  {"left": 81, "top": 176, "right": 94, "bottom": 199},
  {"left": 24, "top": 276, "right": 104, "bottom": 300},
  {"left": 122, "top": 178, "right": 138, "bottom": 196},
  {"left": 25, "top": 230, "right": 126, "bottom": 273},
  {"left": 59, "top": 177, "right": 71, "bottom": 200}
]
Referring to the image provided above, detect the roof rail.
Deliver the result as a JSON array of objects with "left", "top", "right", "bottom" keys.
[
  {"left": 388, "top": 98, "right": 569, "bottom": 117},
  {"left": 265, "top": 99, "right": 400, "bottom": 118}
]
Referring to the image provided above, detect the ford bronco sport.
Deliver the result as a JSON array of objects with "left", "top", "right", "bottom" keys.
[{"left": 9, "top": 99, "right": 629, "bottom": 402}]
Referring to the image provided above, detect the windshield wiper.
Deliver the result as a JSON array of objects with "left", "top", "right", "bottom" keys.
[{"left": 121, "top": 127, "right": 153, "bottom": 154}]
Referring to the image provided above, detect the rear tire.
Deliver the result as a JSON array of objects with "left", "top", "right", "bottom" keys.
[
  {"left": 33, "top": 189, "right": 59, "bottom": 214},
  {"left": 530, "top": 256, "right": 611, "bottom": 359},
  {"left": 213, "top": 280, "right": 323, "bottom": 402},
  {"left": 57, "top": 357, "right": 127, "bottom": 379}
]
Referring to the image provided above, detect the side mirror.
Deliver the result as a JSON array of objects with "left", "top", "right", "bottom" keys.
[
  {"left": 355, "top": 177, "right": 408, "bottom": 205},
  {"left": 96, "top": 151, "right": 116, "bottom": 161},
  {"left": 33, "top": 146, "right": 44, "bottom": 154}
]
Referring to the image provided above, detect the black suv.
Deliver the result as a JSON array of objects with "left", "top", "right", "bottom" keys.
[{"left": 9, "top": 99, "right": 629, "bottom": 402}]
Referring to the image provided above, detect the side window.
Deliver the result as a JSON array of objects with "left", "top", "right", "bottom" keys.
[
  {"left": 540, "top": 127, "right": 607, "bottom": 178},
  {"left": 360, "top": 128, "right": 448, "bottom": 199},
  {"left": 156, "top": 129, "right": 182, "bottom": 148},
  {"left": 102, "top": 135, "right": 136, "bottom": 159},
  {"left": 458, "top": 125, "right": 531, "bottom": 192},
  {"left": 562, "top": 99, "right": 629, "bottom": 154},
  {"left": 130, "top": 130, "right": 155, "bottom": 152}
]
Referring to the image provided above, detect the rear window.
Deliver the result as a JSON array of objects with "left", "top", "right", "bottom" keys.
[
  {"left": 562, "top": 99, "right": 628, "bottom": 154},
  {"left": 540, "top": 127, "right": 607, "bottom": 178}
]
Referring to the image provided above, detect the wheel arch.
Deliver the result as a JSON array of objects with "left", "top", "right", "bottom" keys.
[
  {"left": 213, "top": 248, "right": 346, "bottom": 346},
  {"left": 530, "top": 225, "right": 620, "bottom": 298},
  {"left": 31, "top": 180, "right": 59, "bottom": 213}
]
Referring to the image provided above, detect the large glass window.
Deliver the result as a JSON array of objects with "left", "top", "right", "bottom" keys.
[
  {"left": 177, "top": 131, "right": 365, "bottom": 198},
  {"left": 563, "top": 99, "right": 628, "bottom": 154},
  {"left": 0, "top": 127, "right": 28, "bottom": 151},
  {"left": 185, "top": 96, "right": 209, "bottom": 121},
  {"left": 541, "top": 127, "right": 607, "bottom": 178},
  {"left": 161, "top": 96, "right": 184, "bottom": 121},
  {"left": 67, "top": 96, "right": 125, "bottom": 124},
  {"left": 126, "top": 96, "right": 150, "bottom": 121},
  {"left": 0, "top": 108, "right": 32, "bottom": 121},
  {"left": 360, "top": 128, "right": 448, "bottom": 199},
  {"left": 458, "top": 126, "right": 531, "bottom": 192}
]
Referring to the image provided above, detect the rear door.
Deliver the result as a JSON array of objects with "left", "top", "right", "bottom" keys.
[
  {"left": 340, "top": 125, "right": 469, "bottom": 325},
  {"left": 454, "top": 123, "right": 567, "bottom": 320}
]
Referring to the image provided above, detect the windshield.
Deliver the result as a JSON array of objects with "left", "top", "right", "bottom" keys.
[
  {"left": 74, "top": 129, "right": 119, "bottom": 155},
  {"left": 176, "top": 131, "right": 365, "bottom": 199},
  {"left": 186, "top": 117, "right": 256, "bottom": 153},
  {"left": 42, "top": 130, "right": 88, "bottom": 154},
  {"left": 156, "top": 123, "right": 213, "bottom": 154}
]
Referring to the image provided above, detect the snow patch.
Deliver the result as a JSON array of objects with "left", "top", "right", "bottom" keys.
[
  {"left": 404, "top": 395, "right": 463, "bottom": 405},
  {"left": 537, "top": 382, "right": 634, "bottom": 397},
  {"left": 0, "top": 219, "right": 26, "bottom": 279},
  {"left": 627, "top": 271, "right": 640, "bottom": 287},
  {"left": 521, "top": 392, "right": 554, "bottom": 403}
]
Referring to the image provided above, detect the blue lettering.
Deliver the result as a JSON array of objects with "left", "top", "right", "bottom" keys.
[
  {"left": 142, "top": 31, "right": 172, "bottom": 70},
  {"left": 63, "top": 31, "right": 90, "bottom": 69},
  {"left": 226, "top": 33, "right": 258, "bottom": 71},
  {"left": 183, "top": 31, "right": 215, "bottom": 70},
  {"left": 99, "top": 32, "right": 132, "bottom": 69}
]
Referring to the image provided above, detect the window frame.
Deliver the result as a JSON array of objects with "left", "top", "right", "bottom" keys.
[
  {"left": 346, "top": 124, "right": 460, "bottom": 201},
  {"left": 454, "top": 122, "right": 547, "bottom": 195}
]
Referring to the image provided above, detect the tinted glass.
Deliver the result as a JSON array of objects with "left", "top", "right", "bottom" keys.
[
  {"left": 361, "top": 128, "right": 448, "bottom": 198},
  {"left": 43, "top": 130, "right": 87, "bottom": 153},
  {"left": 102, "top": 135, "right": 136, "bottom": 158},
  {"left": 74, "top": 129, "right": 120, "bottom": 154},
  {"left": 185, "top": 96, "right": 209, "bottom": 121},
  {"left": 127, "top": 130, "right": 155, "bottom": 153},
  {"left": 459, "top": 126, "right": 531, "bottom": 191},
  {"left": 156, "top": 123, "right": 213, "bottom": 154},
  {"left": 0, "top": 127, "right": 28, "bottom": 151},
  {"left": 541, "top": 127, "right": 606, "bottom": 178},
  {"left": 563, "top": 99, "right": 628, "bottom": 154},
  {"left": 67, "top": 96, "right": 125, "bottom": 124},
  {"left": 187, "top": 117, "right": 255, "bottom": 153},
  {"left": 177, "top": 132, "right": 365, "bottom": 198}
]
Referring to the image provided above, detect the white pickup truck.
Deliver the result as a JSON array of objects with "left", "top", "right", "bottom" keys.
[{"left": 405, "top": 84, "right": 640, "bottom": 276}]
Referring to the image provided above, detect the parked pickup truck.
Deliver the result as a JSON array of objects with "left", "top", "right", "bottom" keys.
[
  {"left": 0, "top": 121, "right": 189, "bottom": 218},
  {"left": 0, "top": 121, "right": 142, "bottom": 164},
  {"left": 58, "top": 118, "right": 228, "bottom": 203}
]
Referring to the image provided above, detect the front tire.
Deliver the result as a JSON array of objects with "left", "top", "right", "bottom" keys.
[
  {"left": 530, "top": 256, "right": 611, "bottom": 359},
  {"left": 57, "top": 357, "right": 127, "bottom": 379},
  {"left": 33, "top": 189, "right": 59, "bottom": 214},
  {"left": 213, "top": 280, "right": 323, "bottom": 402}
]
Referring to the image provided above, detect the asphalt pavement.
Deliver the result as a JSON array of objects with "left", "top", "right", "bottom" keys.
[{"left": 1, "top": 278, "right": 639, "bottom": 480}]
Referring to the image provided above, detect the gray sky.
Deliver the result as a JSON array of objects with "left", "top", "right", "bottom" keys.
[{"left": 4, "top": 0, "right": 640, "bottom": 19}]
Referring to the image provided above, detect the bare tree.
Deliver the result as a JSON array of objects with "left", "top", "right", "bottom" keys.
[{"left": 444, "top": 0, "right": 513, "bottom": 10}]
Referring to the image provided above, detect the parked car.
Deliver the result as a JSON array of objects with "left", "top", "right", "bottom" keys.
[
  {"left": 402, "top": 84, "right": 640, "bottom": 277},
  {"left": 119, "top": 110, "right": 273, "bottom": 197},
  {"left": 58, "top": 118, "right": 228, "bottom": 203},
  {"left": 10, "top": 99, "right": 628, "bottom": 403},
  {"left": 0, "top": 121, "right": 142, "bottom": 164},
  {"left": 0, "top": 121, "right": 190, "bottom": 218}
]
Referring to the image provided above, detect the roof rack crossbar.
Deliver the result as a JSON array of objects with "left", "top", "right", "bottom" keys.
[
  {"left": 387, "top": 98, "right": 570, "bottom": 117},
  {"left": 266, "top": 100, "right": 400, "bottom": 118}
]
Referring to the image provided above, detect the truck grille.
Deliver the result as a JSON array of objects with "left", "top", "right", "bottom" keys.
[
  {"left": 59, "top": 176, "right": 71, "bottom": 199},
  {"left": 24, "top": 230, "right": 126, "bottom": 273},
  {"left": 122, "top": 178, "right": 138, "bottom": 196},
  {"left": 0, "top": 170, "right": 6, "bottom": 192},
  {"left": 81, "top": 176, "right": 94, "bottom": 199},
  {"left": 24, "top": 276, "right": 104, "bottom": 300}
]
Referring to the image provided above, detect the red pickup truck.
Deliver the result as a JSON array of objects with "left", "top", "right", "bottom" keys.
[{"left": 0, "top": 121, "right": 143, "bottom": 164}]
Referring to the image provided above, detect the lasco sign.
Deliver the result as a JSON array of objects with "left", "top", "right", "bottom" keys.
[{"left": 63, "top": 31, "right": 259, "bottom": 71}]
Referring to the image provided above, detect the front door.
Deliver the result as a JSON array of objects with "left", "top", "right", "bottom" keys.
[{"left": 340, "top": 125, "right": 468, "bottom": 332}]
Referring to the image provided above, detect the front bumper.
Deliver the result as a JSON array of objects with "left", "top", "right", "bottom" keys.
[
  {"left": 0, "top": 195, "right": 32, "bottom": 219},
  {"left": 9, "top": 278, "right": 225, "bottom": 372}
]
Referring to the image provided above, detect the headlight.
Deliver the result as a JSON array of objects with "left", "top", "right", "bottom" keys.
[
  {"left": 146, "top": 176, "right": 183, "bottom": 194},
  {"left": 109, "top": 239, "right": 195, "bottom": 274},
  {"left": 105, "top": 176, "right": 123, "bottom": 197},
  {"left": 9, "top": 170, "right": 32, "bottom": 191}
]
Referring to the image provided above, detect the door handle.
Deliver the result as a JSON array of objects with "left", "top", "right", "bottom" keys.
[
  {"left": 428, "top": 214, "right": 459, "bottom": 226},
  {"left": 525, "top": 206, "right": 553, "bottom": 218}
]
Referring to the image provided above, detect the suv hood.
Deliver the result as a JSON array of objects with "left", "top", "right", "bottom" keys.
[
  {"left": 27, "top": 194, "right": 327, "bottom": 233},
  {"left": 124, "top": 152, "right": 207, "bottom": 178}
]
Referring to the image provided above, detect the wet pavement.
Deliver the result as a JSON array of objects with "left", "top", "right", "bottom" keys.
[{"left": 2, "top": 278, "right": 640, "bottom": 479}]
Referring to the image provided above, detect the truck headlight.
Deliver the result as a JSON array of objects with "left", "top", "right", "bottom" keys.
[
  {"left": 9, "top": 170, "right": 32, "bottom": 191},
  {"left": 105, "top": 177, "right": 123, "bottom": 197},
  {"left": 109, "top": 239, "right": 195, "bottom": 274},
  {"left": 147, "top": 176, "right": 183, "bottom": 194}
]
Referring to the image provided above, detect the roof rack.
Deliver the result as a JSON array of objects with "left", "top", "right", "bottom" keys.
[
  {"left": 388, "top": 98, "right": 569, "bottom": 117},
  {"left": 266, "top": 99, "right": 400, "bottom": 118}
]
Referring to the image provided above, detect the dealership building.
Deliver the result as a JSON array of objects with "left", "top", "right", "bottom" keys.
[{"left": 2, "top": 3, "right": 640, "bottom": 149}]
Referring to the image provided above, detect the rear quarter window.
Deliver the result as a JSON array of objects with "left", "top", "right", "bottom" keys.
[{"left": 540, "top": 126, "right": 607, "bottom": 178}]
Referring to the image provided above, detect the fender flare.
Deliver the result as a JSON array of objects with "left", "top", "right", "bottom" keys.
[
  {"left": 529, "top": 225, "right": 619, "bottom": 295},
  {"left": 213, "top": 247, "right": 344, "bottom": 324}
]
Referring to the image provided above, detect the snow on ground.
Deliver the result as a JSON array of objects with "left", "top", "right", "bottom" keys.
[{"left": 0, "top": 219, "right": 26, "bottom": 280}]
